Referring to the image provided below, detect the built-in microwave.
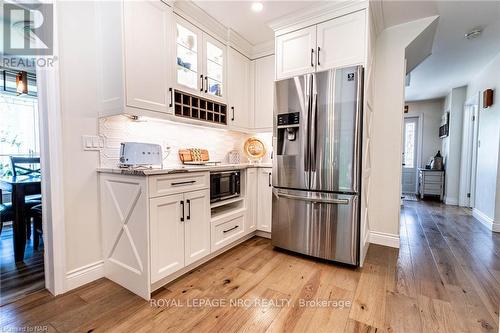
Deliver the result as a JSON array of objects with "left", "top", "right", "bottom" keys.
[{"left": 210, "top": 171, "right": 240, "bottom": 203}]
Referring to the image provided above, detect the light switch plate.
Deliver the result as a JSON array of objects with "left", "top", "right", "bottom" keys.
[{"left": 82, "top": 135, "right": 104, "bottom": 151}]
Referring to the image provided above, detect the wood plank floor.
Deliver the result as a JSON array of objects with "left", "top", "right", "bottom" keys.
[
  {"left": 1, "top": 224, "right": 45, "bottom": 306},
  {"left": 1, "top": 200, "right": 499, "bottom": 332}
]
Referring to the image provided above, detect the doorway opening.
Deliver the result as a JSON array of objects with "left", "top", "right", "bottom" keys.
[
  {"left": 0, "top": 67, "right": 45, "bottom": 305},
  {"left": 401, "top": 115, "right": 421, "bottom": 196}
]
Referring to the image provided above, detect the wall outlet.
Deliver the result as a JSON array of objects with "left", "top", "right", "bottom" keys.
[{"left": 82, "top": 135, "right": 104, "bottom": 151}]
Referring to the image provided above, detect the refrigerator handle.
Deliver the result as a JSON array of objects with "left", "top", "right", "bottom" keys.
[
  {"left": 304, "top": 74, "right": 311, "bottom": 175},
  {"left": 353, "top": 66, "right": 363, "bottom": 192},
  {"left": 310, "top": 74, "right": 318, "bottom": 172},
  {"left": 275, "top": 192, "right": 349, "bottom": 205}
]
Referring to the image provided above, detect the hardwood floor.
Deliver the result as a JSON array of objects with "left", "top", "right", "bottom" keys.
[
  {"left": 0, "top": 223, "right": 45, "bottom": 306},
  {"left": 1, "top": 200, "right": 499, "bottom": 332}
]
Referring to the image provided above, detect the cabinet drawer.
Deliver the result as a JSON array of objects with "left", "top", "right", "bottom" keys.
[
  {"left": 423, "top": 174, "right": 443, "bottom": 183},
  {"left": 423, "top": 183, "right": 442, "bottom": 192},
  {"left": 149, "top": 172, "right": 209, "bottom": 198},
  {"left": 211, "top": 210, "right": 245, "bottom": 252}
]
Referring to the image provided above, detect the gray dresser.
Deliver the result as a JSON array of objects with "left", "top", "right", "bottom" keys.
[{"left": 418, "top": 169, "right": 444, "bottom": 200}]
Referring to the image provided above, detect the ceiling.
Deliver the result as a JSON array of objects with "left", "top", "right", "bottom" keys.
[
  {"left": 399, "top": 1, "right": 500, "bottom": 101},
  {"left": 193, "top": 0, "right": 327, "bottom": 45}
]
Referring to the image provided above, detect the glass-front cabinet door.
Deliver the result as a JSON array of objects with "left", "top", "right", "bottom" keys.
[
  {"left": 203, "top": 35, "right": 225, "bottom": 101},
  {"left": 176, "top": 17, "right": 202, "bottom": 94}
]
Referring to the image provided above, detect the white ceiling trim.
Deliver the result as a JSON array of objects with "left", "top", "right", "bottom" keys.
[{"left": 269, "top": 0, "right": 367, "bottom": 36}]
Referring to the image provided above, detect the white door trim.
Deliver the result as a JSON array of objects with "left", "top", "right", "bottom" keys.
[
  {"left": 459, "top": 93, "right": 479, "bottom": 208},
  {"left": 402, "top": 114, "right": 423, "bottom": 194},
  {"left": 36, "top": 0, "right": 66, "bottom": 295}
]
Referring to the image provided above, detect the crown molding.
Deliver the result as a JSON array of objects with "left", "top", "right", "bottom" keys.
[
  {"left": 252, "top": 40, "right": 275, "bottom": 59},
  {"left": 269, "top": 0, "right": 368, "bottom": 36},
  {"left": 369, "top": 0, "right": 385, "bottom": 36},
  {"left": 173, "top": 1, "right": 228, "bottom": 44},
  {"left": 227, "top": 29, "right": 253, "bottom": 59}
]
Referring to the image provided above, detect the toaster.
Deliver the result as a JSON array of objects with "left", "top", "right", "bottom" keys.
[{"left": 119, "top": 142, "right": 162, "bottom": 167}]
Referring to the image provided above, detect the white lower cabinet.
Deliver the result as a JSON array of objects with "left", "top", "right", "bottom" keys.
[
  {"left": 211, "top": 210, "right": 246, "bottom": 252},
  {"left": 245, "top": 168, "right": 258, "bottom": 233},
  {"left": 257, "top": 168, "right": 272, "bottom": 232},
  {"left": 150, "top": 188, "right": 210, "bottom": 283},
  {"left": 150, "top": 193, "right": 185, "bottom": 283}
]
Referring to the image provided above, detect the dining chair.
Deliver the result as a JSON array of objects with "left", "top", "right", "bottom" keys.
[
  {"left": 30, "top": 204, "right": 43, "bottom": 250},
  {"left": 10, "top": 156, "right": 41, "bottom": 177},
  {"left": 0, "top": 189, "right": 41, "bottom": 237}
]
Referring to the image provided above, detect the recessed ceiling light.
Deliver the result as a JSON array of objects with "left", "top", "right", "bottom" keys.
[{"left": 251, "top": 2, "right": 263, "bottom": 12}]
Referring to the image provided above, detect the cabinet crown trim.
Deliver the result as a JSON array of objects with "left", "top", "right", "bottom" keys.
[{"left": 270, "top": 0, "right": 367, "bottom": 36}]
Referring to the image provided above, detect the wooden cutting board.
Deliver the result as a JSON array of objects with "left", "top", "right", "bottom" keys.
[{"left": 178, "top": 148, "right": 210, "bottom": 163}]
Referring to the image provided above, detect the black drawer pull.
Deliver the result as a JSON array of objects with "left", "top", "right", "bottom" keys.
[
  {"left": 180, "top": 200, "right": 184, "bottom": 222},
  {"left": 171, "top": 180, "right": 196, "bottom": 186},
  {"left": 186, "top": 199, "right": 191, "bottom": 220},
  {"left": 310, "top": 49, "right": 314, "bottom": 67},
  {"left": 200, "top": 75, "right": 204, "bottom": 92},
  {"left": 169, "top": 87, "right": 173, "bottom": 107},
  {"left": 223, "top": 225, "right": 239, "bottom": 233}
]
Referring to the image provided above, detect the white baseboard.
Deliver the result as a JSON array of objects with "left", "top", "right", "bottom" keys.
[
  {"left": 369, "top": 231, "right": 400, "bottom": 248},
  {"left": 473, "top": 208, "right": 500, "bottom": 233},
  {"left": 444, "top": 196, "right": 459, "bottom": 205},
  {"left": 255, "top": 230, "right": 271, "bottom": 239},
  {"left": 65, "top": 260, "right": 104, "bottom": 292}
]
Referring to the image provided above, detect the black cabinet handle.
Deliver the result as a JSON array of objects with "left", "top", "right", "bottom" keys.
[
  {"left": 317, "top": 47, "right": 321, "bottom": 66},
  {"left": 231, "top": 106, "right": 235, "bottom": 121},
  {"left": 311, "top": 49, "right": 314, "bottom": 67},
  {"left": 268, "top": 172, "right": 271, "bottom": 187},
  {"left": 205, "top": 76, "right": 208, "bottom": 93},
  {"left": 171, "top": 180, "right": 196, "bottom": 186},
  {"left": 223, "top": 225, "right": 239, "bottom": 233},
  {"left": 200, "top": 75, "right": 204, "bottom": 92},
  {"left": 169, "top": 87, "right": 173, "bottom": 107},
  {"left": 180, "top": 200, "right": 184, "bottom": 222},
  {"left": 186, "top": 199, "right": 191, "bottom": 220}
]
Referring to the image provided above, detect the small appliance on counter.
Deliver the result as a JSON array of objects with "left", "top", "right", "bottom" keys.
[
  {"left": 178, "top": 148, "right": 220, "bottom": 166},
  {"left": 119, "top": 142, "right": 162, "bottom": 168},
  {"left": 210, "top": 170, "right": 240, "bottom": 203}
]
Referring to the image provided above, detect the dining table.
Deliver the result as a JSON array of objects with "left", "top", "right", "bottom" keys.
[{"left": 0, "top": 174, "right": 41, "bottom": 262}]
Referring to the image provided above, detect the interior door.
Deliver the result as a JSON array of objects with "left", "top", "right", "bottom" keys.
[
  {"left": 402, "top": 116, "right": 419, "bottom": 194},
  {"left": 275, "top": 26, "right": 317, "bottom": 80},
  {"left": 123, "top": 1, "right": 172, "bottom": 113},
  {"left": 316, "top": 10, "right": 366, "bottom": 71},
  {"left": 150, "top": 193, "right": 185, "bottom": 283},
  {"left": 310, "top": 67, "right": 362, "bottom": 193},
  {"left": 184, "top": 189, "right": 211, "bottom": 265},
  {"left": 272, "top": 188, "right": 359, "bottom": 265}
]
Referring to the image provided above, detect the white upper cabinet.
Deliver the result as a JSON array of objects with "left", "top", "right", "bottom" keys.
[
  {"left": 175, "top": 16, "right": 226, "bottom": 102},
  {"left": 123, "top": 1, "right": 173, "bottom": 113},
  {"left": 275, "top": 10, "right": 367, "bottom": 80},
  {"left": 275, "top": 26, "right": 316, "bottom": 80},
  {"left": 203, "top": 35, "right": 226, "bottom": 102},
  {"left": 227, "top": 48, "right": 251, "bottom": 129},
  {"left": 254, "top": 55, "right": 275, "bottom": 130},
  {"left": 175, "top": 17, "right": 203, "bottom": 95},
  {"left": 317, "top": 10, "right": 366, "bottom": 71}
]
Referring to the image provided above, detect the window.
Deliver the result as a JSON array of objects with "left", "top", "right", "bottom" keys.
[
  {"left": 403, "top": 122, "right": 415, "bottom": 168},
  {"left": 0, "top": 94, "right": 39, "bottom": 176}
]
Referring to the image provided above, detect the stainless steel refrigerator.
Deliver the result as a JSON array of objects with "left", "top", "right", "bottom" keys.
[{"left": 272, "top": 66, "right": 363, "bottom": 266}]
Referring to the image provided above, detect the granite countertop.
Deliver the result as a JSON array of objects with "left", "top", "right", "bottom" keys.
[{"left": 97, "top": 163, "right": 272, "bottom": 176}]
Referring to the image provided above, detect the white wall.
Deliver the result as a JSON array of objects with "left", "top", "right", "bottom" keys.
[
  {"left": 441, "top": 86, "right": 467, "bottom": 205},
  {"left": 57, "top": 1, "right": 102, "bottom": 283},
  {"left": 99, "top": 116, "right": 272, "bottom": 168},
  {"left": 369, "top": 16, "right": 439, "bottom": 241},
  {"left": 405, "top": 99, "right": 444, "bottom": 167},
  {"left": 467, "top": 52, "right": 500, "bottom": 230}
]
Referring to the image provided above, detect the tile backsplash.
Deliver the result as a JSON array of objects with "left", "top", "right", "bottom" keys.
[{"left": 99, "top": 115, "right": 273, "bottom": 168}]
